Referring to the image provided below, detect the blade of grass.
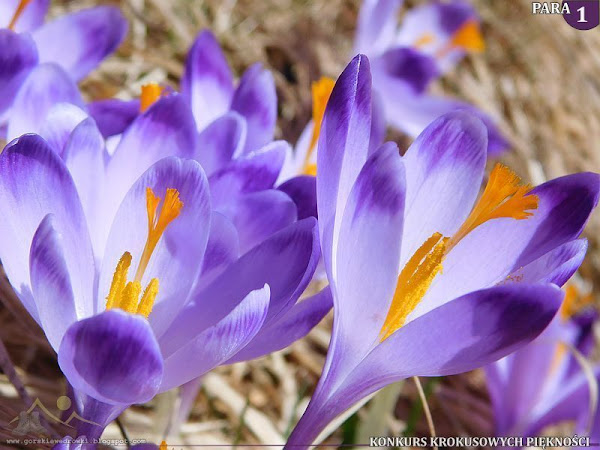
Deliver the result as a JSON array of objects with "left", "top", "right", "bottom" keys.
[
  {"left": 403, "top": 377, "right": 439, "bottom": 438},
  {"left": 355, "top": 381, "right": 404, "bottom": 445},
  {"left": 413, "top": 376, "right": 437, "bottom": 450}
]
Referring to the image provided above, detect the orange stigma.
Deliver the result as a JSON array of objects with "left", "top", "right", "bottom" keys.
[
  {"left": 560, "top": 283, "right": 594, "bottom": 321},
  {"left": 447, "top": 164, "right": 538, "bottom": 251},
  {"left": 135, "top": 187, "right": 183, "bottom": 282},
  {"left": 303, "top": 163, "right": 317, "bottom": 176},
  {"left": 548, "top": 284, "right": 594, "bottom": 376},
  {"left": 140, "top": 83, "right": 164, "bottom": 113},
  {"left": 8, "top": 0, "right": 32, "bottom": 30},
  {"left": 437, "top": 19, "right": 485, "bottom": 58},
  {"left": 414, "top": 33, "right": 435, "bottom": 48},
  {"left": 303, "top": 77, "right": 335, "bottom": 175},
  {"left": 378, "top": 164, "right": 538, "bottom": 340},
  {"left": 451, "top": 20, "right": 485, "bottom": 52},
  {"left": 106, "top": 187, "right": 183, "bottom": 318}
]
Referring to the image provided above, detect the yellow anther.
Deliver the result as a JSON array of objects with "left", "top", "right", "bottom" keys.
[
  {"left": 140, "top": 83, "right": 164, "bottom": 113},
  {"left": 548, "top": 341, "right": 567, "bottom": 376},
  {"left": 105, "top": 187, "right": 183, "bottom": 318},
  {"left": 134, "top": 188, "right": 183, "bottom": 283},
  {"left": 447, "top": 163, "right": 538, "bottom": 252},
  {"left": 106, "top": 252, "right": 132, "bottom": 310},
  {"left": 503, "top": 273, "right": 524, "bottom": 284},
  {"left": 451, "top": 20, "right": 485, "bottom": 52},
  {"left": 561, "top": 284, "right": 594, "bottom": 321},
  {"left": 8, "top": 0, "right": 32, "bottom": 31},
  {"left": 120, "top": 281, "right": 142, "bottom": 313},
  {"left": 437, "top": 19, "right": 485, "bottom": 58},
  {"left": 303, "top": 163, "right": 317, "bottom": 176},
  {"left": 380, "top": 232, "right": 448, "bottom": 341},
  {"left": 159, "top": 441, "right": 167, "bottom": 450},
  {"left": 137, "top": 278, "right": 159, "bottom": 318},
  {"left": 550, "top": 284, "right": 594, "bottom": 376},
  {"left": 377, "top": 164, "right": 538, "bottom": 342},
  {"left": 302, "top": 77, "right": 335, "bottom": 175},
  {"left": 414, "top": 33, "right": 435, "bottom": 48}
]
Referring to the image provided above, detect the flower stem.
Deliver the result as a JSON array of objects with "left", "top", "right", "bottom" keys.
[{"left": 413, "top": 376, "right": 437, "bottom": 450}]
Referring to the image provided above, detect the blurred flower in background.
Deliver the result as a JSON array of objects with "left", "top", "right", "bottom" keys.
[
  {"left": 89, "top": 30, "right": 277, "bottom": 158},
  {"left": 354, "top": 0, "right": 507, "bottom": 154},
  {"left": 181, "top": 30, "right": 276, "bottom": 155},
  {"left": 0, "top": 0, "right": 127, "bottom": 138},
  {"left": 486, "top": 283, "right": 600, "bottom": 442},
  {"left": 86, "top": 30, "right": 323, "bottom": 235}
]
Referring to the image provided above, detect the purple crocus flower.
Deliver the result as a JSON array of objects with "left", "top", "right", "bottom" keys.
[
  {"left": 46, "top": 80, "right": 330, "bottom": 315},
  {"left": 24, "top": 87, "right": 294, "bottom": 267},
  {"left": 486, "top": 286, "right": 600, "bottom": 443},
  {"left": 86, "top": 29, "right": 324, "bottom": 226},
  {"left": 0, "top": 97, "right": 325, "bottom": 440},
  {"left": 18, "top": 23, "right": 325, "bottom": 295},
  {"left": 89, "top": 29, "right": 276, "bottom": 158},
  {"left": 84, "top": 30, "right": 307, "bottom": 248},
  {"left": 181, "top": 30, "right": 277, "bottom": 155},
  {"left": 24, "top": 51, "right": 332, "bottom": 346},
  {"left": 0, "top": 0, "right": 127, "bottom": 137},
  {"left": 48, "top": 28, "right": 313, "bottom": 228},
  {"left": 354, "top": 0, "right": 507, "bottom": 154},
  {"left": 282, "top": 1, "right": 500, "bottom": 185},
  {"left": 284, "top": 55, "right": 599, "bottom": 448},
  {"left": 278, "top": 75, "right": 385, "bottom": 179}
]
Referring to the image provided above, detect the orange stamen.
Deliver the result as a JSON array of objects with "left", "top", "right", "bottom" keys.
[
  {"left": 549, "top": 285, "right": 594, "bottom": 376},
  {"left": 303, "top": 163, "right": 317, "bottom": 176},
  {"left": 302, "top": 77, "right": 335, "bottom": 174},
  {"left": 379, "top": 232, "right": 448, "bottom": 341},
  {"left": 561, "top": 284, "right": 594, "bottom": 321},
  {"left": 105, "top": 187, "right": 183, "bottom": 318},
  {"left": 437, "top": 19, "right": 485, "bottom": 58},
  {"left": 548, "top": 342, "right": 568, "bottom": 376},
  {"left": 140, "top": 83, "right": 164, "bottom": 113},
  {"left": 378, "top": 164, "right": 538, "bottom": 341},
  {"left": 447, "top": 164, "right": 538, "bottom": 252},
  {"left": 105, "top": 252, "right": 132, "bottom": 310},
  {"left": 414, "top": 33, "right": 435, "bottom": 48},
  {"left": 8, "top": 0, "right": 32, "bottom": 31},
  {"left": 134, "top": 188, "right": 183, "bottom": 282}
]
